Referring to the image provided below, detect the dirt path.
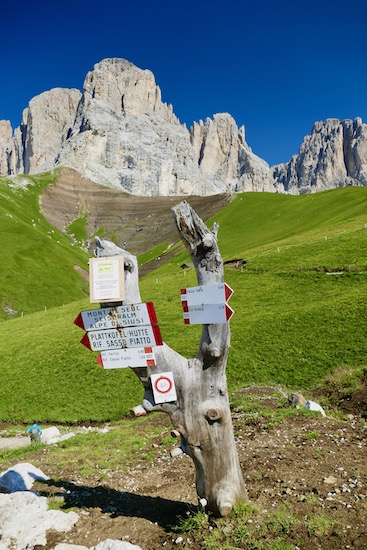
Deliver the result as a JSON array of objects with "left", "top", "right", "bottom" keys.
[
  {"left": 30, "top": 415, "right": 367, "bottom": 549},
  {"left": 2, "top": 390, "right": 367, "bottom": 549},
  {"left": 0, "top": 435, "right": 29, "bottom": 451}
]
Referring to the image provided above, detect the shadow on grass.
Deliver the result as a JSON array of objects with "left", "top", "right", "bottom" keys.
[{"left": 37, "top": 478, "right": 197, "bottom": 531}]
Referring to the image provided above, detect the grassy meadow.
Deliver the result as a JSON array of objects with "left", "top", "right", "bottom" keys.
[
  {"left": 0, "top": 185, "right": 366, "bottom": 422},
  {"left": 0, "top": 171, "right": 90, "bottom": 320}
]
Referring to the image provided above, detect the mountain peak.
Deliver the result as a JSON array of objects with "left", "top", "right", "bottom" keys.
[{"left": 0, "top": 59, "right": 366, "bottom": 196}]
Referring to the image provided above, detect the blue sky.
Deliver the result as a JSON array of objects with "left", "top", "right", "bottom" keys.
[{"left": 1, "top": 0, "right": 367, "bottom": 166}]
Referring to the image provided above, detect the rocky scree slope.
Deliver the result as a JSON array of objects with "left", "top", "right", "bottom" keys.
[{"left": 40, "top": 167, "right": 232, "bottom": 262}]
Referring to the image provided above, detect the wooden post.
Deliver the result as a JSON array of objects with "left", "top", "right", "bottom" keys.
[{"left": 94, "top": 200, "right": 247, "bottom": 516}]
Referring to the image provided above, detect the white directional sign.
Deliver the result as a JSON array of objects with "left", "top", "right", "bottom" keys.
[
  {"left": 74, "top": 302, "right": 158, "bottom": 331},
  {"left": 183, "top": 303, "right": 234, "bottom": 325},
  {"left": 151, "top": 372, "right": 177, "bottom": 404},
  {"left": 81, "top": 325, "right": 163, "bottom": 351},
  {"left": 181, "top": 283, "right": 234, "bottom": 307},
  {"left": 96, "top": 347, "right": 156, "bottom": 369}
]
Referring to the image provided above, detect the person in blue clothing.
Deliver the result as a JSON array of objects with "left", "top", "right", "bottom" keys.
[{"left": 27, "top": 421, "right": 42, "bottom": 443}]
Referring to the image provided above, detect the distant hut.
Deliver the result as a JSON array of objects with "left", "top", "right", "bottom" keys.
[{"left": 223, "top": 259, "right": 246, "bottom": 271}]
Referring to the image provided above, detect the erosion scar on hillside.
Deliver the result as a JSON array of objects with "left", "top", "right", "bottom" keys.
[{"left": 94, "top": 200, "right": 247, "bottom": 517}]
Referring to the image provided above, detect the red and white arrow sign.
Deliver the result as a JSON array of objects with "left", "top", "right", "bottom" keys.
[
  {"left": 181, "top": 283, "right": 234, "bottom": 308},
  {"left": 182, "top": 303, "right": 234, "bottom": 325},
  {"left": 96, "top": 347, "right": 156, "bottom": 369},
  {"left": 81, "top": 325, "right": 163, "bottom": 351},
  {"left": 74, "top": 302, "right": 158, "bottom": 331}
]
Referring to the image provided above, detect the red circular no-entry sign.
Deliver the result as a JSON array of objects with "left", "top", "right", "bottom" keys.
[{"left": 154, "top": 376, "right": 173, "bottom": 394}]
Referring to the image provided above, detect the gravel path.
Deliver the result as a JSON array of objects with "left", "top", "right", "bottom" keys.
[{"left": 0, "top": 436, "right": 29, "bottom": 450}]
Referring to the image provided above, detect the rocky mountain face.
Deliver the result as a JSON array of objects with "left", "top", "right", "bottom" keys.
[
  {"left": 1, "top": 89, "right": 81, "bottom": 176},
  {"left": 0, "top": 58, "right": 366, "bottom": 196},
  {"left": 272, "top": 117, "right": 367, "bottom": 194}
]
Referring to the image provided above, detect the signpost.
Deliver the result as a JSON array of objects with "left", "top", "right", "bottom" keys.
[
  {"left": 182, "top": 303, "right": 234, "bottom": 325},
  {"left": 74, "top": 302, "right": 158, "bottom": 331},
  {"left": 80, "top": 325, "right": 163, "bottom": 351},
  {"left": 74, "top": 204, "right": 248, "bottom": 517},
  {"left": 76, "top": 262, "right": 163, "bottom": 368},
  {"left": 96, "top": 347, "right": 156, "bottom": 369},
  {"left": 181, "top": 283, "right": 233, "bottom": 307}
]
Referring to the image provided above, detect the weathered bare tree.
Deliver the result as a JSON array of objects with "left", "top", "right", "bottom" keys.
[{"left": 95, "top": 200, "right": 247, "bottom": 516}]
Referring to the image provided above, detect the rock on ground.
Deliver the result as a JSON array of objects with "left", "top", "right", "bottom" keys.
[
  {"left": 0, "top": 462, "right": 141, "bottom": 550},
  {"left": 54, "top": 540, "right": 142, "bottom": 549},
  {"left": 0, "top": 491, "right": 79, "bottom": 549},
  {"left": 41, "top": 426, "right": 76, "bottom": 444},
  {"left": 0, "top": 462, "right": 49, "bottom": 492}
]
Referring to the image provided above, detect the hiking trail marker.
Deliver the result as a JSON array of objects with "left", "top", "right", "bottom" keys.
[
  {"left": 181, "top": 283, "right": 233, "bottom": 307},
  {"left": 74, "top": 302, "right": 158, "bottom": 331},
  {"left": 96, "top": 347, "right": 156, "bottom": 369},
  {"left": 183, "top": 303, "right": 234, "bottom": 325},
  {"left": 181, "top": 283, "right": 234, "bottom": 324},
  {"left": 80, "top": 325, "right": 163, "bottom": 352}
]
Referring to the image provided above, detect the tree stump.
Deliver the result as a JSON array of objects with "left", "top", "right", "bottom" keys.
[{"left": 94, "top": 200, "right": 247, "bottom": 516}]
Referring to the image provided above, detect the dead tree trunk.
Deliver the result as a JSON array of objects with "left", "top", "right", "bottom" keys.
[{"left": 94, "top": 200, "right": 247, "bottom": 516}]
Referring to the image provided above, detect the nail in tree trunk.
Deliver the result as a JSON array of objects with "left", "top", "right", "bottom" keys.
[{"left": 94, "top": 200, "right": 247, "bottom": 516}]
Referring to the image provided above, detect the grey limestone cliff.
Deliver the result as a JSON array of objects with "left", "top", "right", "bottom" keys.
[
  {"left": 2, "top": 88, "right": 81, "bottom": 176},
  {"left": 0, "top": 58, "right": 272, "bottom": 196},
  {"left": 272, "top": 117, "right": 367, "bottom": 194},
  {"left": 0, "top": 58, "right": 366, "bottom": 196},
  {"left": 0, "top": 120, "right": 15, "bottom": 174},
  {"left": 190, "top": 114, "right": 272, "bottom": 193}
]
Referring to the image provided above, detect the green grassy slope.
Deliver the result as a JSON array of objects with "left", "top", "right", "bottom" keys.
[
  {"left": 152, "top": 187, "right": 367, "bottom": 274},
  {"left": 0, "top": 186, "right": 366, "bottom": 422},
  {"left": 0, "top": 298, "right": 142, "bottom": 423},
  {"left": 0, "top": 172, "right": 90, "bottom": 320},
  {"left": 215, "top": 187, "right": 367, "bottom": 259},
  {"left": 138, "top": 187, "right": 367, "bottom": 391},
  {"left": 140, "top": 267, "right": 366, "bottom": 390}
]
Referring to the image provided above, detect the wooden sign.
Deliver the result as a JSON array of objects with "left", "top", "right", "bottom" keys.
[
  {"left": 96, "top": 347, "right": 156, "bottom": 369},
  {"left": 181, "top": 283, "right": 234, "bottom": 307},
  {"left": 80, "top": 325, "right": 163, "bottom": 351},
  {"left": 151, "top": 372, "right": 177, "bottom": 404},
  {"left": 183, "top": 303, "right": 234, "bottom": 324},
  {"left": 89, "top": 255, "right": 125, "bottom": 304},
  {"left": 74, "top": 302, "right": 158, "bottom": 331}
]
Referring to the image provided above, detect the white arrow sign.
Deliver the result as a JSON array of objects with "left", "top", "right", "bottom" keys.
[
  {"left": 151, "top": 372, "right": 177, "bottom": 404},
  {"left": 74, "top": 302, "right": 158, "bottom": 331},
  {"left": 181, "top": 283, "right": 234, "bottom": 307},
  {"left": 183, "top": 303, "right": 234, "bottom": 325},
  {"left": 96, "top": 347, "right": 156, "bottom": 369},
  {"left": 81, "top": 325, "right": 163, "bottom": 351}
]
